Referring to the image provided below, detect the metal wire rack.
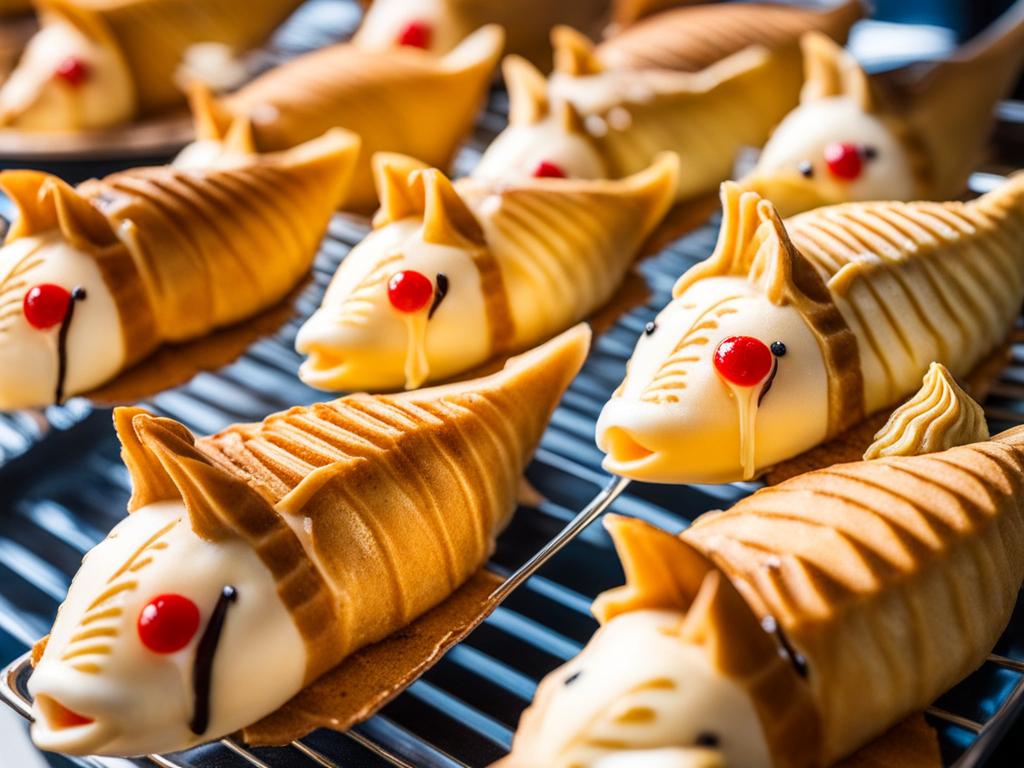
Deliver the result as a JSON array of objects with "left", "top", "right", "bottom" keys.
[{"left": 1, "top": 2, "right": 1024, "bottom": 766}]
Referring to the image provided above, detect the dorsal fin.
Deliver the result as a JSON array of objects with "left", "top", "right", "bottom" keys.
[
  {"left": 131, "top": 411, "right": 275, "bottom": 541},
  {"left": 0, "top": 170, "right": 119, "bottom": 250},
  {"left": 412, "top": 169, "right": 485, "bottom": 247},
  {"left": 552, "top": 25, "right": 603, "bottom": 76},
  {"left": 185, "top": 80, "right": 232, "bottom": 141},
  {"left": 438, "top": 24, "right": 505, "bottom": 75},
  {"left": 504, "top": 55, "right": 549, "bottom": 125},
  {"left": 223, "top": 115, "right": 257, "bottom": 154},
  {"left": 799, "top": 32, "right": 872, "bottom": 109},
  {"left": 556, "top": 99, "right": 586, "bottom": 135},
  {"left": 372, "top": 153, "right": 431, "bottom": 228},
  {"left": 594, "top": 515, "right": 776, "bottom": 677},
  {"left": 114, "top": 407, "right": 182, "bottom": 512},
  {"left": 895, "top": 1, "right": 1024, "bottom": 197}
]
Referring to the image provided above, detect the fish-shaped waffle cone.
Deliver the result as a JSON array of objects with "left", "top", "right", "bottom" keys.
[
  {"left": 743, "top": 14, "right": 1024, "bottom": 216},
  {"left": 596, "top": 0, "right": 862, "bottom": 74},
  {"left": 546, "top": 34, "right": 796, "bottom": 199},
  {"left": 684, "top": 426, "right": 1024, "bottom": 763},
  {"left": 120, "top": 324, "right": 590, "bottom": 684},
  {"left": 186, "top": 26, "right": 503, "bottom": 212},
  {"left": 1, "top": 128, "right": 359, "bottom": 371},
  {"left": 296, "top": 152, "right": 676, "bottom": 392},
  {"left": 355, "top": 0, "right": 610, "bottom": 70},
  {"left": 38, "top": 0, "right": 303, "bottom": 116}
]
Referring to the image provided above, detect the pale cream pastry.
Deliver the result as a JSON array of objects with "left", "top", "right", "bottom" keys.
[
  {"left": 597, "top": 174, "right": 1024, "bottom": 484},
  {"left": 864, "top": 362, "right": 989, "bottom": 460},
  {"left": 0, "top": 0, "right": 303, "bottom": 131},
  {"left": 475, "top": 32, "right": 796, "bottom": 202},
  {"left": 28, "top": 325, "right": 591, "bottom": 757},
  {"left": 296, "top": 151, "right": 677, "bottom": 392},
  {"left": 596, "top": 0, "right": 863, "bottom": 75},
  {"left": 176, "top": 25, "right": 503, "bottom": 213},
  {"left": 500, "top": 419, "right": 1024, "bottom": 767},
  {"left": 355, "top": 0, "right": 610, "bottom": 69},
  {"left": 744, "top": 8, "right": 1024, "bottom": 217},
  {"left": 0, "top": 129, "right": 359, "bottom": 410}
]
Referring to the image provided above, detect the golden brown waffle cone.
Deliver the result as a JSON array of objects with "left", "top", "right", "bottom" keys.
[
  {"left": 684, "top": 426, "right": 1024, "bottom": 764},
  {"left": 189, "top": 25, "right": 503, "bottom": 212},
  {"left": 596, "top": 0, "right": 862, "bottom": 74},
  {"left": 113, "top": 324, "right": 591, "bottom": 682},
  {"left": 37, "top": 0, "right": 303, "bottom": 116},
  {"left": 455, "top": 153, "right": 679, "bottom": 347},
  {"left": 0, "top": 128, "right": 360, "bottom": 368},
  {"left": 550, "top": 37, "right": 798, "bottom": 199}
]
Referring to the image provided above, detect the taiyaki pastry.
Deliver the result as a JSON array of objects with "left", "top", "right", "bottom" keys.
[
  {"left": 597, "top": 173, "right": 1024, "bottom": 484},
  {"left": 296, "top": 150, "right": 677, "bottom": 392},
  {"left": 596, "top": 0, "right": 863, "bottom": 75},
  {"left": 355, "top": 0, "right": 610, "bottom": 69},
  {"left": 743, "top": 6, "right": 1024, "bottom": 217},
  {"left": 474, "top": 37, "right": 789, "bottom": 202},
  {"left": 176, "top": 25, "right": 503, "bottom": 213},
  {"left": 27, "top": 324, "right": 591, "bottom": 757},
  {"left": 501, "top": 418, "right": 1024, "bottom": 767},
  {"left": 0, "top": 128, "right": 359, "bottom": 411},
  {"left": 0, "top": 0, "right": 303, "bottom": 131}
]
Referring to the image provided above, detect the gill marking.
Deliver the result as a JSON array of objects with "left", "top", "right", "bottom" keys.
[
  {"left": 61, "top": 520, "right": 176, "bottom": 672},
  {"left": 0, "top": 245, "right": 45, "bottom": 337},
  {"left": 641, "top": 297, "right": 741, "bottom": 403},
  {"left": 336, "top": 252, "right": 402, "bottom": 327}
]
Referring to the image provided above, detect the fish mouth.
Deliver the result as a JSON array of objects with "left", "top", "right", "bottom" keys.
[
  {"left": 599, "top": 426, "right": 660, "bottom": 476},
  {"left": 297, "top": 348, "right": 352, "bottom": 391},
  {"left": 32, "top": 694, "right": 114, "bottom": 755}
]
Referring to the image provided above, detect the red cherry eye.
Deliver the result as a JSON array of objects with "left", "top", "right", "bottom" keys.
[
  {"left": 823, "top": 141, "right": 863, "bottom": 181},
  {"left": 533, "top": 161, "right": 567, "bottom": 179},
  {"left": 23, "top": 284, "right": 72, "bottom": 330},
  {"left": 396, "top": 21, "right": 432, "bottom": 49},
  {"left": 138, "top": 594, "right": 200, "bottom": 654},
  {"left": 54, "top": 57, "right": 89, "bottom": 87},
  {"left": 714, "top": 336, "right": 773, "bottom": 387},
  {"left": 388, "top": 270, "right": 434, "bottom": 313}
]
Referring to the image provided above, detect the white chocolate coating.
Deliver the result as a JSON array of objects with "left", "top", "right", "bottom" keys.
[
  {"left": 354, "top": 0, "right": 466, "bottom": 55},
  {"left": 30, "top": 501, "right": 306, "bottom": 756},
  {"left": 296, "top": 218, "right": 491, "bottom": 391},
  {"left": 743, "top": 97, "right": 917, "bottom": 216},
  {"left": 506, "top": 610, "right": 771, "bottom": 768},
  {"left": 472, "top": 116, "right": 607, "bottom": 183},
  {"left": 597, "top": 276, "right": 829, "bottom": 484},
  {"left": 0, "top": 232, "right": 126, "bottom": 410},
  {"left": 0, "top": 17, "right": 135, "bottom": 130}
]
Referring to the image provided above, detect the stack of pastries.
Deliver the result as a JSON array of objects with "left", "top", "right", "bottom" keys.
[{"left": 1, "top": 1, "right": 1024, "bottom": 766}]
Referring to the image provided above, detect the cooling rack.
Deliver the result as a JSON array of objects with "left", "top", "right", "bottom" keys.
[{"left": 2, "top": 1, "right": 1024, "bottom": 766}]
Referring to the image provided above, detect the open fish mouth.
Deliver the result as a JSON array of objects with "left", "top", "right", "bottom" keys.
[
  {"left": 601, "top": 425, "right": 657, "bottom": 467},
  {"left": 32, "top": 693, "right": 115, "bottom": 755}
]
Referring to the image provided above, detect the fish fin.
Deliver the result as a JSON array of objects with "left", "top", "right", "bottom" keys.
[
  {"left": 552, "top": 25, "right": 603, "bottom": 76},
  {"left": 372, "top": 152, "right": 432, "bottom": 228},
  {"left": 131, "top": 412, "right": 274, "bottom": 541},
  {"left": 412, "top": 168, "right": 485, "bottom": 247},
  {"left": 504, "top": 55, "right": 549, "bottom": 125},
  {"left": 799, "top": 32, "right": 872, "bottom": 109},
  {"left": 222, "top": 115, "right": 257, "bottom": 155},
  {"left": 439, "top": 24, "right": 504, "bottom": 74},
  {"left": 114, "top": 407, "right": 183, "bottom": 512},
  {"left": 556, "top": 99, "right": 587, "bottom": 135},
  {"left": 185, "top": 80, "right": 232, "bottom": 142},
  {"left": 0, "top": 170, "right": 118, "bottom": 250}
]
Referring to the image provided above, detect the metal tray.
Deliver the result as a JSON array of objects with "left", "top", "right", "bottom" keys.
[{"left": 1, "top": 3, "right": 1024, "bottom": 766}]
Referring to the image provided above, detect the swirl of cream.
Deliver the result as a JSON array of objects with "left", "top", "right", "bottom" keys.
[{"left": 864, "top": 362, "right": 989, "bottom": 460}]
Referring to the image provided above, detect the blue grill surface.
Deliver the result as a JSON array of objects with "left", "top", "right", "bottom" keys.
[{"left": 1, "top": 2, "right": 1024, "bottom": 766}]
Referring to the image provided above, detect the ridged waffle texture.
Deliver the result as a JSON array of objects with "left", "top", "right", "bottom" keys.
[
  {"left": 456, "top": 154, "right": 678, "bottom": 346},
  {"left": 685, "top": 427, "right": 1024, "bottom": 763},
  {"left": 596, "top": 0, "right": 862, "bottom": 74},
  {"left": 118, "top": 326, "right": 590, "bottom": 681},
  {"left": 198, "top": 28, "right": 502, "bottom": 211},
  {"left": 1, "top": 130, "right": 359, "bottom": 367},
  {"left": 38, "top": 0, "right": 303, "bottom": 115},
  {"left": 786, "top": 175, "right": 1024, "bottom": 414}
]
